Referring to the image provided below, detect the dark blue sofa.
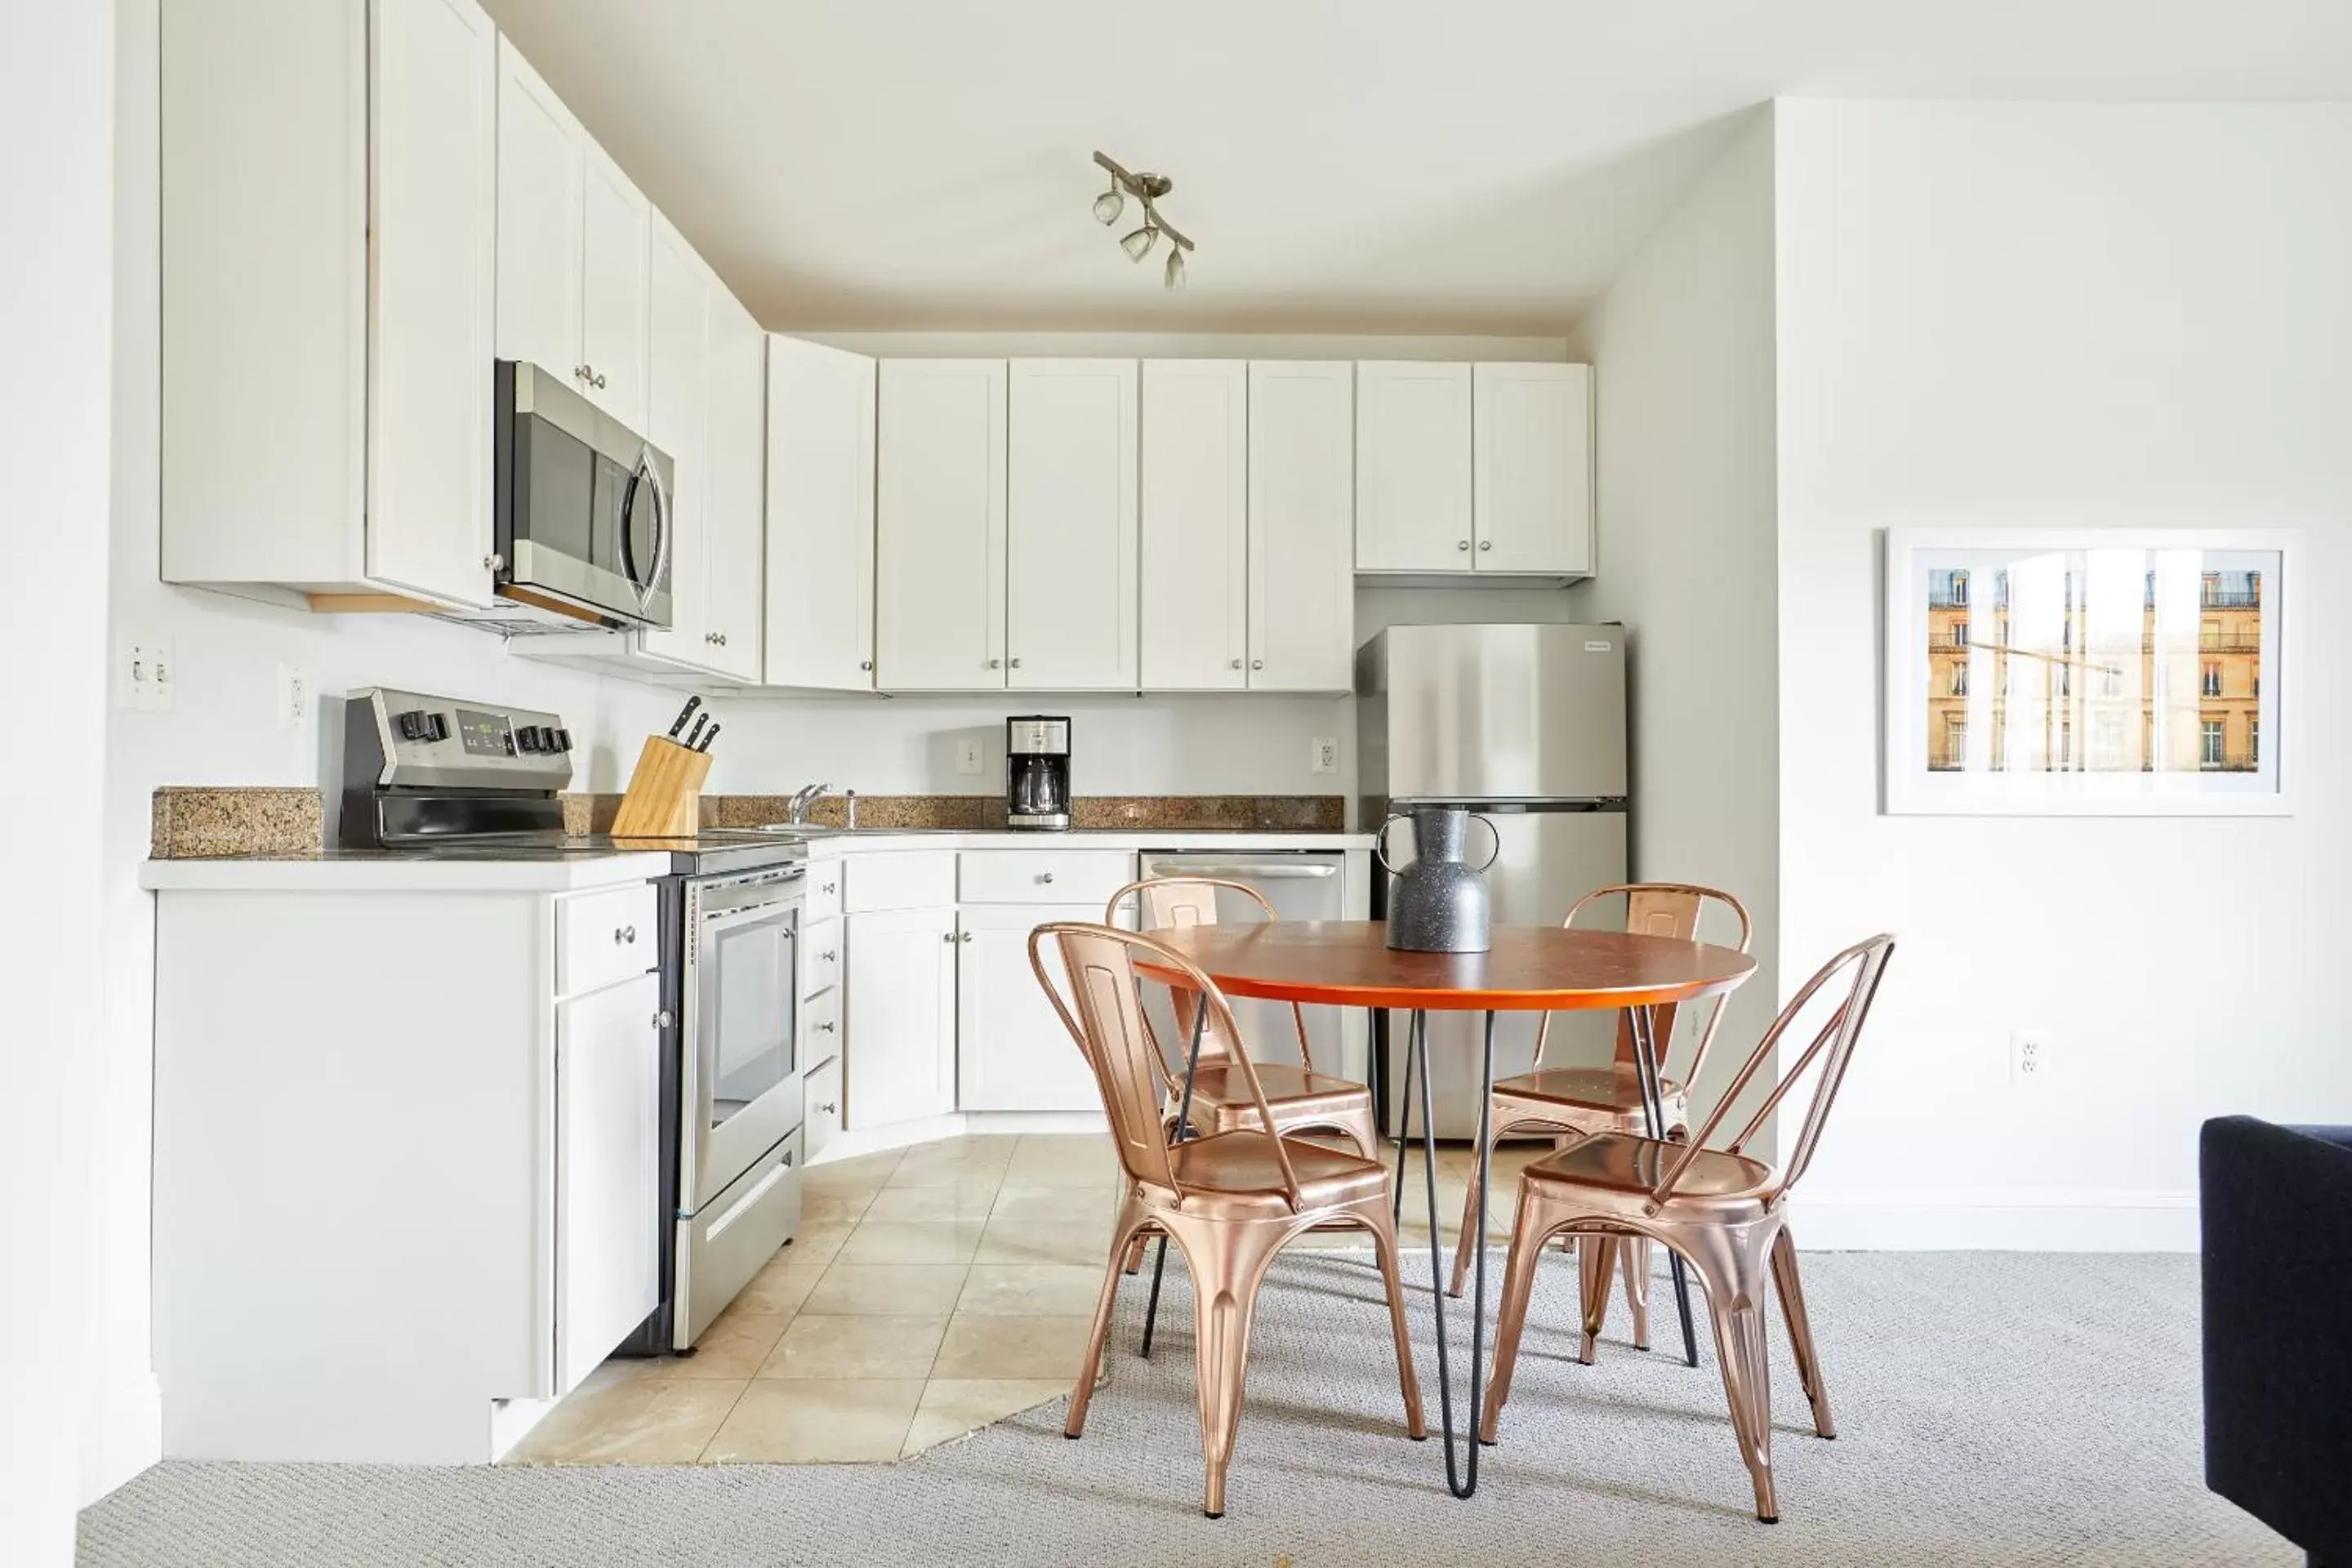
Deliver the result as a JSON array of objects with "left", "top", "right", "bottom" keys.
[{"left": 2202, "top": 1116, "right": 2352, "bottom": 1566}]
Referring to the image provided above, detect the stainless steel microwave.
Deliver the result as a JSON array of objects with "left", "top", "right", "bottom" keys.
[{"left": 492, "top": 361, "right": 674, "bottom": 629}]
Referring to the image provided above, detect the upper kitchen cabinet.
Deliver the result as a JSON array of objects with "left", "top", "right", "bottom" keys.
[
  {"left": 1353, "top": 362, "right": 1472, "bottom": 572},
  {"left": 875, "top": 360, "right": 1009, "bottom": 690},
  {"left": 1139, "top": 361, "right": 1249, "bottom": 691},
  {"left": 163, "top": 0, "right": 500, "bottom": 611},
  {"left": 1248, "top": 361, "right": 1356, "bottom": 691},
  {"left": 764, "top": 338, "right": 877, "bottom": 691},
  {"left": 1006, "top": 360, "right": 1139, "bottom": 690},
  {"left": 629, "top": 215, "right": 714, "bottom": 670},
  {"left": 1472, "top": 363, "right": 1593, "bottom": 575},
  {"left": 697, "top": 288, "right": 768, "bottom": 682},
  {"left": 495, "top": 40, "right": 648, "bottom": 430}
]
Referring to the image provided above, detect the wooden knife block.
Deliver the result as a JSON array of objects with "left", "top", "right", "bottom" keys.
[{"left": 611, "top": 734, "right": 712, "bottom": 839}]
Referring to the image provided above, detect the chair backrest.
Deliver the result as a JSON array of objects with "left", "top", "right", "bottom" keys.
[
  {"left": 1029, "top": 921, "right": 1303, "bottom": 1209},
  {"left": 1651, "top": 933, "right": 1895, "bottom": 1205},
  {"left": 1104, "top": 876, "right": 1298, "bottom": 1071},
  {"left": 1558, "top": 883, "right": 1753, "bottom": 1085}
]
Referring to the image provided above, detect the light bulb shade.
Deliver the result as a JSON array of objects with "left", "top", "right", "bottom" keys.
[
  {"left": 1091, "top": 187, "right": 1124, "bottom": 225},
  {"left": 1164, "top": 247, "right": 1187, "bottom": 290},
  {"left": 1120, "top": 225, "right": 1160, "bottom": 261}
]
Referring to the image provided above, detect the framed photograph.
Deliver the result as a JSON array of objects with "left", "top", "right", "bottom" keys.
[{"left": 1882, "top": 528, "right": 2296, "bottom": 816}]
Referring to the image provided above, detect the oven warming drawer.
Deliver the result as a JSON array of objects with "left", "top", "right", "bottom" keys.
[{"left": 675, "top": 1128, "right": 801, "bottom": 1350}]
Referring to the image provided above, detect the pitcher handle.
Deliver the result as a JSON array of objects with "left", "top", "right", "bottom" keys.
[
  {"left": 1468, "top": 813, "right": 1501, "bottom": 872},
  {"left": 1374, "top": 813, "right": 1410, "bottom": 876}
]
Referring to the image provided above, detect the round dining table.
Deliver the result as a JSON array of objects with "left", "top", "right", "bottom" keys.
[{"left": 1134, "top": 920, "right": 1757, "bottom": 1499}]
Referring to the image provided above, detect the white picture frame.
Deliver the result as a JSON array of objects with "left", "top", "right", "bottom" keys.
[{"left": 1882, "top": 528, "right": 2296, "bottom": 817}]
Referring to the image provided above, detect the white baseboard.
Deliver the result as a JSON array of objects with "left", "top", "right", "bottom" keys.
[
  {"left": 78, "top": 1370, "right": 161, "bottom": 1506},
  {"left": 1786, "top": 1187, "right": 2198, "bottom": 1251},
  {"left": 809, "top": 1111, "right": 1107, "bottom": 1166}
]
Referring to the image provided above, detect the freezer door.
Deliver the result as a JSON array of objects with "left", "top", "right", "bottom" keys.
[
  {"left": 1359, "top": 623, "right": 1627, "bottom": 801},
  {"left": 1380, "top": 808, "right": 1628, "bottom": 1138}
]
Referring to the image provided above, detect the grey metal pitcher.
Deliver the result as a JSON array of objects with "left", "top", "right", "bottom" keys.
[{"left": 1377, "top": 805, "right": 1499, "bottom": 953}]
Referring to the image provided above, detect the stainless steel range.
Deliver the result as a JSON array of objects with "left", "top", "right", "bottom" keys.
[{"left": 340, "top": 687, "right": 807, "bottom": 1353}]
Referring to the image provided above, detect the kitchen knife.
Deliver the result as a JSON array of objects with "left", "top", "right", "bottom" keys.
[
  {"left": 667, "top": 695, "right": 702, "bottom": 739},
  {"left": 695, "top": 724, "right": 719, "bottom": 754},
  {"left": 684, "top": 713, "right": 709, "bottom": 750}
]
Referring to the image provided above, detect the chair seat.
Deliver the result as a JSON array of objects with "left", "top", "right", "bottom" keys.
[
  {"left": 1189, "top": 1061, "right": 1371, "bottom": 1111},
  {"left": 1495, "top": 1063, "right": 1685, "bottom": 1115},
  {"left": 1526, "top": 1131, "right": 1774, "bottom": 1204},
  {"left": 1166, "top": 1130, "right": 1391, "bottom": 1213}
]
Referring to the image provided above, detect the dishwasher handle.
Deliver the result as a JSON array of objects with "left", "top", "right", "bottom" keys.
[{"left": 1143, "top": 859, "right": 1339, "bottom": 880}]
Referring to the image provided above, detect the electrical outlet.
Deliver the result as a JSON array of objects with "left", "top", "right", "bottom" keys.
[
  {"left": 2010, "top": 1029, "right": 2048, "bottom": 1084},
  {"left": 956, "top": 737, "right": 984, "bottom": 775},
  {"left": 275, "top": 662, "right": 310, "bottom": 732},
  {"left": 1310, "top": 737, "right": 1339, "bottom": 775},
  {"left": 117, "top": 633, "right": 176, "bottom": 711}
]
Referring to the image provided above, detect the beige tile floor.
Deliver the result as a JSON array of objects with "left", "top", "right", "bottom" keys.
[{"left": 513, "top": 1130, "right": 1554, "bottom": 1467}]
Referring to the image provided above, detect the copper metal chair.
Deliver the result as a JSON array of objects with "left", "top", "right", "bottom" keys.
[
  {"left": 1477, "top": 933, "right": 1896, "bottom": 1523},
  {"left": 1446, "top": 884, "right": 1753, "bottom": 1353},
  {"left": 1032, "top": 922, "right": 1426, "bottom": 1518}
]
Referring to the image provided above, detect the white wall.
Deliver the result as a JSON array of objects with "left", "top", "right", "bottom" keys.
[
  {"left": 1773, "top": 100, "right": 2352, "bottom": 1248},
  {"left": 1558, "top": 111, "right": 1782, "bottom": 1118},
  {"left": 2, "top": 0, "right": 114, "bottom": 1558}
]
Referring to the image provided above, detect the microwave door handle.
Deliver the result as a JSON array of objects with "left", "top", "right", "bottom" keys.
[{"left": 636, "top": 446, "right": 671, "bottom": 610}]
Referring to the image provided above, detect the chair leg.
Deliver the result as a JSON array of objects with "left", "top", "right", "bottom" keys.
[
  {"left": 1771, "top": 1227, "right": 1835, "bottom": 1439},
  {"left": 1353, "top": 1196, "right": 1426, "bottom": 1440},
  {"left": 1120, "top": 1232, "right": 1148, "bottom": 1276},
  {"left": 1690, "top": 1227, "right": 1780, "bottom": 1522},
  {"left": 1067, "top": 1200, "right": 1151, "bottom": 1438},
  {"left": 1445, "top": 1125, "right": 1492, "bottom": 1299},
  {"left": 1621, "top": 1237, "right": 1653, "bottom": 1352},
  {"left": 1579, "top": 1232, "right": 1622, "bottom": 1363},
  {"left": 1477, "top": 1183, "right": 1551, "bottom": 1444},
  {"left": 1334, "top": 1101, "right": 1383, "bottom": 1162},
  {"left": 1165, "top": 1214, "right": 1286, "bottom": 1519}
]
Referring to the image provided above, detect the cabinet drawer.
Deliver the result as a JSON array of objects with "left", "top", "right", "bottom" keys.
[
  {"left": 804, "top": 1055, "right": 842, "bottom": 1163},
  {"left": 843, "top": 852, "right": 957, "bottom": 913},
  {"left": 960, "top": 849, "right": 1135, "bottom": 907},
  {"left": 804, "top": 860, "right": 844, "bottom": 923},
  {"left": 801, "top": 984, "right": 840, "bottom": 1065},
  {"left": 801, "top": 917, "right": 842, "bottom": 1000},
  {"left": 555, "top": 880, "right": 658, "bottom": 996}
]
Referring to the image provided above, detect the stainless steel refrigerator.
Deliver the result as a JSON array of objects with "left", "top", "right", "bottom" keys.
[{"left": 1356, "top": 623, "right": 1628, "bottom": 1138}]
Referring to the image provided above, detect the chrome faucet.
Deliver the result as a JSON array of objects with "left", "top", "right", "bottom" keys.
[{"left": 784, "top": 782, "right": 832, "bottom": 826}]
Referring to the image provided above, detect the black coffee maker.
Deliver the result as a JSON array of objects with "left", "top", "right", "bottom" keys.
[{"left": 1004, "top": 716, "right": 1071, "bottom": 831}]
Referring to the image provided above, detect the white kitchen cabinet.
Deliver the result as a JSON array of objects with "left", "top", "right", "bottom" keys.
[
  {"left": 1248, "top": 361, "right": 1356, "bottom": 691},
  {"left": 844, "top": 905, "right": 958, "bottom": 1128},
  {"left": 632, "top": 214, "right": 712, "bottom": 669},
  {"left": 1354, "top": 362, "right": 1472, "bottom": 572},
  {"left": 697, "top": 286, "right": 768, "bottom": 679},
  {"left": 764, "top": 337, "right": 877, "bottom": 690},
  {"left": 955, "top": 904, "right": 1102, "bottom": 1113},
  {"left": 1007, "top": 359, "right": 1139, "bottom": 690},
  {"left": 875, "top": 360, "right": 1008, "bottom": 690},
  {"left": 1473, "top": 363, "right": 1593, "bottom": 575},
  {"left": 554, "top": 969, "right": 661, "bottom": 1396},
  {"left": 579, "top": 151, "right": 651, "bottom": 430},
  {"left": 1139, "top": 360, "right": 1249, "bottom": 690},
  {"left": 162, "top": 0, "right": 498, "bottom": 611},
  {"left": 802, "top": 1054, "right": 844, "bottom": 1163}
]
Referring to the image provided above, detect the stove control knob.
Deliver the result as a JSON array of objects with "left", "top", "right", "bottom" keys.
[
  {"left": 396, "top": 709, "right": 431, "bottom": 742},
  {"left": 550, "top": 728, "right": 572, "bottom": 753},
  {"left": 515, "top": 726, "right": 542, "bottom": 755}
]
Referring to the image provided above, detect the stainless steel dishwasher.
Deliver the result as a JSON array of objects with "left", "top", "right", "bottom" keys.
[{"left": 1136, "top": 849, "right": 1365, "bottom": 1085}]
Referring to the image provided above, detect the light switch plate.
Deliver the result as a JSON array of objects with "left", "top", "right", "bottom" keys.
[
  {"left": 956, "top": 737, "right": 985, "bottom": 775},
  {"left": 117, "top": 633, "right": 176, "bottom": 711}
]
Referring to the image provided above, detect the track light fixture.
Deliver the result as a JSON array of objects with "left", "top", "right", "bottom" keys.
[{"left": 1091, "top": 150, "right": 1194, "bottom": 289}]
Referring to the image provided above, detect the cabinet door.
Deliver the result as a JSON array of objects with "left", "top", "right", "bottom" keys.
[
  {"left": 1006, "top": 359, "right": 1138, "bottom": 690},
  {"left": 1139, "top": 360, "right": 1247, "bottom": 690},
  {"left": 875, "top": 360, "right": 1007, "bottom": 690},
  {"left": 632, "top": 215, "right": 711, "bottom": 669},
  {"left": 700, "top": 287, "right": 767, "bottom": 680},
  {"left": 1354, "top": 361, "right": 1472, "bottom": 572},
  {"left": 492, "top": 38, "right": 582, "bottom": 379},
  {"left": 843, "top": 906, "right": 957, "bottom": 1128},
  {"left": 956, "top": 904, "right": 1104, "bottom": 1113},
  {"left": 555, "top": 970, "right": 661, "bottom": 1396},
  {"left": 579, "top": 147, "right": 649, "bottom": 429},
  {"left": 364, "top": 0, "right": 497, "bottom": 608},
  {"left": 1249, "top": 362, "right": 1356, "bottom": 691},
  {"left": 764, "top": 337, "right": 875, "bottom": 690},
  {"left": 1473, "top": 363, "right": 1592, "bottom": 575}
]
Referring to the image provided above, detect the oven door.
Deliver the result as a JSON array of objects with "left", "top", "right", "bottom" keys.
[{"left": 681, "top": 866, "right": 804, "bottom": 1214}]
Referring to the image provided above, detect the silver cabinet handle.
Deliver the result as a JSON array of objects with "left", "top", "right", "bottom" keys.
[
  {"left": 1479, "top": 539, "right": 1492, "bottom": 551},
  {"left": 820, "top": 950, "right": 837, "bottom": 962},
  {"left": 1009, "top": 657, "right": 1022, "bottom": 670},
  {"left": 860, "top": 659, "right": 873, "bottom": 671},
  {"left": 815, "top": 1020, "right": 836, "bottom": 1033},
  {"left": 1458, "top": 539, "right": 1471, "bottom": 550},
  {"left": 1252, "top": 659, "right": 1264, "bottom": 670},
  {"left": 594, "top": 372, "right": 608, "bottom": 390},
  {"left": 942, "top": 930, "right": 956, "bottom": 943},
  {"left": 822, "top": 880, "right": 837, "bottom": 894},
  {"left": 1229, "top": 658, "right": 1242, "bottom": 670},
  {"left": 987, "top": 657, "right": 1002, "bottom": 670},
  {"left": 959, "top": 930, "right": 973, "bottom": 942},
  {"left": 574, "top": 365, "right": 592, "bottom": 383},
  {"left": 653, "top": 1009, "right": 674, "bottom": 1029},
  {"left": 817, "top": 1101, "right": 838, "bottom": 1116},
  {"left": 483, "top": 553, "right": 506, "bottom": 572},
  {"left": 1040, "top": 871, "right": 1054, "bottom": 884},
  {"left": 616, "top": 925, "right": 637, "bottom": 944}
]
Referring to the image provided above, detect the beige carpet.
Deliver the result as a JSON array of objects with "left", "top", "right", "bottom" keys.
[{"left": 78, "top": 1249, "right": 2290, "bottom": 1566}]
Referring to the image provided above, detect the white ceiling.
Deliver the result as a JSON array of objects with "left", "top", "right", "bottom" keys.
[{"left": 481, "top": 0, "right": 2352, "bottom": 333}]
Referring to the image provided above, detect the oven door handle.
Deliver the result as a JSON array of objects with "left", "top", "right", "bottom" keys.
[{"left": 1143, "top": 860, "right": 1340, "bottom": 880}]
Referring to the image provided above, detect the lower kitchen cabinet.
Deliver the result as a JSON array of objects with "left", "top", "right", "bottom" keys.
[
  {"left": 554, "top": 970, "right": 661, "bottom": 1396},
  {"left": 843, "top": 904, "right": 958, "bottom": 1129},
  {"left": 954, "top": 903, "right": 1103, "bottom": 1112},
  {"left": 802, "top": 1054, "right": 843, "bottom": 1160}
]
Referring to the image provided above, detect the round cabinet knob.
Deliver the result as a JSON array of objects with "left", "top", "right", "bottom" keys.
[
  {"left": 860, "top": 660, "right": 873, "bottom": 672},
  {"left": 483, "top": 553, "right": 506, "bottom": 572},
  {"left": 593, "top": 372, "right": 608, "bottom": 390},
  {"left": 1458, "top": 539, "right": 1471, "bottom": 551},
  {"left": 1479, "top": 539, "right": 1492, "bottom": 551},
  {"left": 1009, "top": 657, "right": 1022, "bottom": 670},
  {"left": 820, "top": 950, "right": 836, "bottom": 962},
  {"left": 1040, "top": 871, "right": 1055, "bottom": 884},
  {"left": 1229, "top": 658, "right": 1242, "bottom": 670},
  {"left": 987, "top": 658, "right": 1002, "bottom": 670},
  {"left": 652, "top": 1010, "right": 674, "bottom": 1030},
  {"left": 960, "top": 930, "right": 973, "bottom": 942},
  {"left": 574, "top": 365, "right": 591, "bottom": 382},
  {"left": 822, "top": 880, "right": 837, "bottom": 894},
  {"left": 943, "top": 931, "right": 956, "bottom": 943},
  {"left": 615, "top": 925, "right": 637, "bottom": 944},
  {"left": 816, "top": 1020, "right": 836, "bottom": 1033},
  {"left": 818, "top": 1101, "right": 838, "bottom": 1116},
  {"left": 1252, "top": 659, "right": 1264, "bottom": 670}
]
